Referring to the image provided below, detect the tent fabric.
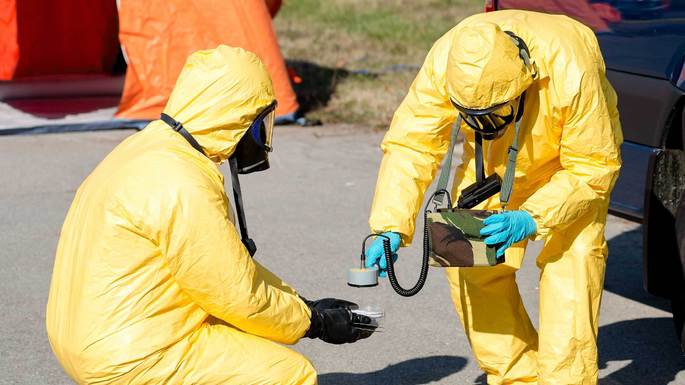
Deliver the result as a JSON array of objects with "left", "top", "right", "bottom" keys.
[
  {"left": 116, "top": 0, "right": 298, "bottom": 119},
  {"left": 0, "top": 0, "right": 119, "bottom": 80}
]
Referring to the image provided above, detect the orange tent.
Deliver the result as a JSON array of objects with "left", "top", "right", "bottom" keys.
[
  {"left": 116, "top": 0, "right": 298, "bottom": 119},
  {"left": 0, "top": 0, "right": 298, "bottom": 130}
]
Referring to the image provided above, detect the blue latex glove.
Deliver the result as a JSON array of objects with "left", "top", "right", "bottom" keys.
[
  {"left": 364, "top": 232, "right": 401, "bottom": 277},
  {"left": 479, "top": 211, "right": 537, "bottom": 257}
]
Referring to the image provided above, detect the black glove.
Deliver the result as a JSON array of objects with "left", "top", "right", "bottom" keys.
[
  {"left": 304, "top": 297, "right": 358, "bottom": 312},
  {"left": 303, "top": 298, "right": 375, "bottom": 344}
]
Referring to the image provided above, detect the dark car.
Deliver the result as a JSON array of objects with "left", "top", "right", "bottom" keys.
[{"left": 489, "top": 0, "right": 685, "bottom": 347}]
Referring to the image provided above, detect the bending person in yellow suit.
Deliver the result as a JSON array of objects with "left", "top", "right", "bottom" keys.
[
  {"left": 46, "top": 45, "right": 372, "bottom": 385},
  {"left": 365, "top": 10, "right": 622, "bottom": 385}
]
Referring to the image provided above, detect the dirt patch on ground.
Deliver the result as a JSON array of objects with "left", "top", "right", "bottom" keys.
[{"left": 274, "top": 0, "right": 482, "bottom": 128}]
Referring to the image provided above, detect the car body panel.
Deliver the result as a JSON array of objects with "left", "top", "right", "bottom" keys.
[
  {"left": 598, "top": 18, "right": 685, "bottom": 81},
  {"left": 605, "top": 71, "right": 683, "bottom": 148},
  {"left": 610, "top": 141, "right": 658, "bottom": 219}
]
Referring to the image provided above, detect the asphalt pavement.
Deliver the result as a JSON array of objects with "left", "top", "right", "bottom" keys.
[{"left": 1, "top": 126, "right": 683, "bottom": 384}]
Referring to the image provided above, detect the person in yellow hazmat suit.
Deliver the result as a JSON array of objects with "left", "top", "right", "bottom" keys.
[
  {"left": 364, "top": 10, "right": 622, "bottom": 385},
  {"left": 46, "top": 45, "right": 373, "bottom": 385}
]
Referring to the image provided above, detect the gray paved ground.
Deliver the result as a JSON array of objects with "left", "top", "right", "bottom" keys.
[{"left": 1, "top": 127, "right": 683, "bottom": 384}]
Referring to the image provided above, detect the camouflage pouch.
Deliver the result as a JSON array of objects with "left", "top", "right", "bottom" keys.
[
  {"left": 426, "top": 209, "right": 504, "bottom": 267},
  {"left": 423, "top": 115, "right": 520, "bottom": 268}
]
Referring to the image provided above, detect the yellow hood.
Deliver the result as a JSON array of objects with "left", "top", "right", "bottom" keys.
[
  {"left": 162, "top": 45, "right": 276, "bottom": 163},
  {"left": 446, "top": 21, "right": 534, "bottom": 109}
]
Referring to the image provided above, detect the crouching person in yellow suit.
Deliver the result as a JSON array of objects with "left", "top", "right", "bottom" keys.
[{"left": 46, "top": 45, "right": 372, "bottom": 385}]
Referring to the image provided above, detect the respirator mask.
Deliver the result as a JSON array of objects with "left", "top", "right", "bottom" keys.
[
  {"left": 452, "top": 95, "right": 524, "bottom": 140},
  {"left": 231, "top": 100, "right": 277, "bottom": 174}
]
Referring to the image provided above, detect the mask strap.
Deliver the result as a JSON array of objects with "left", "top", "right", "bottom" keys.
[
  {"left": 160, "top": 113, "right": 206, "bottom": 156},
  {"left": 504, "top": 30, "right": 535, "bottom": 78},
  {"left": 160, "top": 113, "right": 257, "bottom": 257},
  {"left": 229, "top": 157, "right": 257, "bottom": 257}
]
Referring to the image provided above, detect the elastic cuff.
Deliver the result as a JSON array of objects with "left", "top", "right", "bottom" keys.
[
  {"left": 371, "top": 228, "right": 412, "bottom": 247},
  {"left": 398, "top": 232, "right": 412, "bottom": 247},
  {"left": 520, "top": 207, "right": 548, "bottom": 241},
  {"left": 304, "top": 308, "right": 323, "bottom": 339}
]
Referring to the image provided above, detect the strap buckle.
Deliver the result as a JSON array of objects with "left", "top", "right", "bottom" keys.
[{"left": 160, "top": 113, "right": 206, "bottom": 156}]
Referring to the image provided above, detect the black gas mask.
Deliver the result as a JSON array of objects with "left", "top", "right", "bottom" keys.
[
  {"left": 452, "top": 94, "right": 525, "bottom": 140},
  {"left": 231, "top": 100, "right": 277, "bottom": 174}
]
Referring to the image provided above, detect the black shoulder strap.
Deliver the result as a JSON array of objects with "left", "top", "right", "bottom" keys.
[
  {"left": 160, "top": 113, "right": 257, "bottom": 257},
  {"left": 229, "top": 158, "right": 257, "bottom": 257},
  {"left": 160, "top": 113, "right": 206, "bottom": 156},
  {"left": 475, "top": 132, "right": 485, "bottom": 184}
]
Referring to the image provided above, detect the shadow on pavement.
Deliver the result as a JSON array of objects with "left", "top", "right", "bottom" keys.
[
  {"left": 469, "top": 318, "right": 685, "bottom": 385},
  {"left": 604, "top": 227, "right": 671, "bottom": 312},
  {"left": 318, "top": 355, "right": 467, "bottom": 385},
  {"left": 599, "top": 317, "right": 685, "bottom": 384},
  {"left": 287, "top": 60, "right": 350, "bottom": 115}
]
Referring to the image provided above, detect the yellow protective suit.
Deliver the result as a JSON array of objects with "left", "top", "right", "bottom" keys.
[
  {"left": 46, "top": 46, "right": 317, "bottom": 385},
  {"left": 369, "top": 10, "right": 622, "bottom": 385}
]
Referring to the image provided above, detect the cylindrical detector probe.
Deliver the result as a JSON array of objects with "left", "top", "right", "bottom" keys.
[
  {"left": 347, "top": 249, "right": 378, "bottom": 287},
  {"left": 348, "top": 234, "right": 382, "bottom": 287},
  {"left": 347, "top": 266, "right": 379, "bottom": 287}
]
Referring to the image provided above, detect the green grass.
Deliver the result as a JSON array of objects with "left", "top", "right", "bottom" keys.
[{"left": 274, "top": 0, "right": 482, "bottom": 127}]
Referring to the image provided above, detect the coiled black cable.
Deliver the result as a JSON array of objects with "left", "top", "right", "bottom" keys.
[{"left": 362, "top": 189, "right": 452, "bottom": 297}]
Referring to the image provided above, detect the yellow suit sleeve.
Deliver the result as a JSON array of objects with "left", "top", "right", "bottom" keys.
[
  {"left": 369, "top": 36, "right": 457, "bottom": 246},
  {"left": 158, "top": 183, "right": 311, "bottom": 345},
  {"left": 520, "top": 70, "right": 622, "bottom": 238}
]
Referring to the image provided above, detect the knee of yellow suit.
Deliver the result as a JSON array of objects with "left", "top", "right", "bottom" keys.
[
  {"left": 450, "top": 264, "right": 516, "bottom": 287},
  {"left": 270, "top": 344, "right": 317, "bottom": 385},
  {"left": 293, "top": 355, "right": 318, "bottom": 385},
  {"left": 448, "top": 246, "right": 524, "bottom": 287}
]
